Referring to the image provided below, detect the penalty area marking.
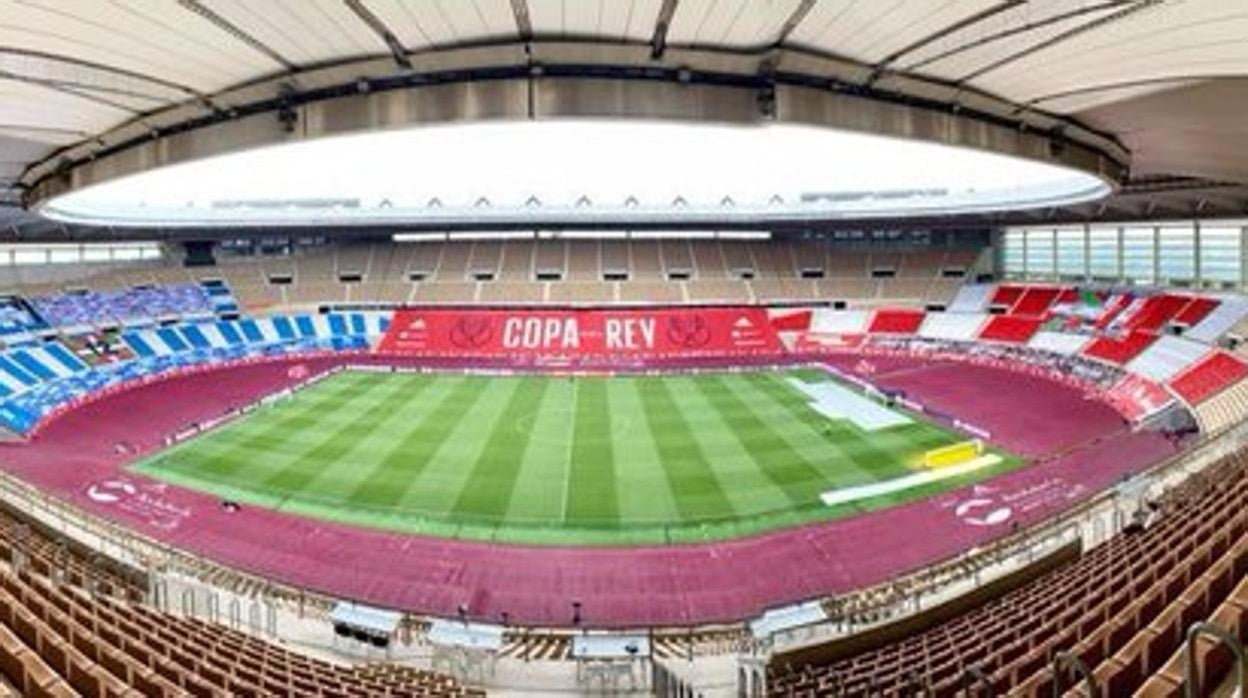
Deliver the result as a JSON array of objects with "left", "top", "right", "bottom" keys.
[{"left": 818, "top": 454, "right": 1002, "bottom": 507}]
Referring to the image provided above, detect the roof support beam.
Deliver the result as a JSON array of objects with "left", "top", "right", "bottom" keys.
[
  {"left": 509, "top": 0, "right": 533, "bottom": 41},
  {"left": 650, "top": 0, "right": 680, "bottom": 60},
  {"left": 0, "top": 47, "right": 202, "bottom": 98},
  {"left": 956, "top": 0, "right": 1169, "bottom": 84},
  {"left": 0, "top": 73, "right": 141, "bottom": 115},
  {"left": 1024, "top": 74, "right": 1221, "bottom": 108},
  {"left": 864, "top": 0, "right": 1026, "bottom": 86},
  {"left": 907, "top": 1, "right": 1138, "bottom": 72},
  {"left": 344, "top": 0, "right": 413, "bottom": 70},
  {"left": 774, "top": 0, "right": 817, "bottom": 46},
  {"left": 177, "top": 0, "right": 296, "bottom": 72}
]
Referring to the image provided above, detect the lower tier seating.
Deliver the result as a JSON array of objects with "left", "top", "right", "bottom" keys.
[
  {"left": 0, "top": 500, "right": 478, "bottom": 697},
  {"left": 768, "top": 451, "right": 1248, "bottom": 697}
]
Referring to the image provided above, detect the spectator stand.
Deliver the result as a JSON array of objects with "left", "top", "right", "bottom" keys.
[
  {"left": 427, "top": 619, "right": 503, "bottom": 685},
  {"left": 571, "top": 632, "right": 652, "bottom": 693}
]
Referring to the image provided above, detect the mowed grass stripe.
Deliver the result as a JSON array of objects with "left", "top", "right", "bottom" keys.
[
  {"left": 691, "top": 375, "right": 829, "bottom": 505},
  {"left": 635, "top": 377, "right": 734, "bottom": 521},
  {"left": 146, "top": 373, "right": 386, "bottom": 481},
  {"left": 565, "top": 378, "right": 618, "bottom": 527},
  {"left": 662, "top": 376, "right": 800, "bottom": 516},
  {"left": 343, "top": 375, "right": 488, "bottom": 508},
  {"left": 606, "top": 378, "right": 681, "bottom": 527},
  {"left": 745, "top": 372, "right": 919, "bottom": 484},
  {"left": 724, "top": 375, "right": 893, "bottom": 485},
  {"left": 396, "top": 378, "right": 525, "bottom": 514},
  {"left": 452, "top": 377, "right": 550, "bottom": 516},
  {"left": 259, "top": 375, "right": 430, "bottom": 496},
  {"left": 503, "top": 379, "right": 575, "bottom": 523}
]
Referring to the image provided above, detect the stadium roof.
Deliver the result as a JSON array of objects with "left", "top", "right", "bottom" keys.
[{"left": 1, "top": 0, "right": 1247, "bottom": 233}]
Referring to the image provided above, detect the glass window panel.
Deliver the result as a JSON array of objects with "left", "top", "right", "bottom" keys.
[
  {"left": 1157, "top": 225, "right": 1195, "bottom": 281},
  {"left": 1122, "top": 226, "right": 1155, "bottom": 283},
  {"left": 1199, "top": 224, "right": 1241, "bottom": 282},
  {"left": 1024, "top": 229, "right": 1055, "bottom": 275},
  {"left": 1055, "top": 228, "right": 1085, "bottom": 275},
  {"left": 81, "top": 247, "right": 111, "bottom": 262},
  {"left": 1088, "top": 227, "right": 1119, "bottom": 277},
  {"left": 1002, "top": 229, "right": 1025, "bottom": 273},
  {"left": 48, "top": 248, "right": 80, "bottom": 264},
  {"left": 12, "top": 249, "right": 46, "bottom": 265}
]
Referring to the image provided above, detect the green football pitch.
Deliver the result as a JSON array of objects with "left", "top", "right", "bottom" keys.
[{"left": 130, "top": 369, "right": 1023, "bottom": 545}]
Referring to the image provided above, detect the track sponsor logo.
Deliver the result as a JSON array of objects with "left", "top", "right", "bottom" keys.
[
  {"left": 953, "top": 497, "right": 1012, "bottom": 527},
  {"left": 86, "top": 479, "right": 136, "bottom": 504},
  {"left": 941, "top": 478, "right": 1086, "bottom": 528},
  {"left": 84, "top": 478, "right": 190, "bottom": 532}
]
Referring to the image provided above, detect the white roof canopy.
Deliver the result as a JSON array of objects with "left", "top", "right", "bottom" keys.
[{"left": 2, "top": 0, "right": 1247, "bottom": 207}]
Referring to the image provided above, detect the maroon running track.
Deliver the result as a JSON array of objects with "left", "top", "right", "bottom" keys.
[{"left": 0, "top": 355, "right": 1175, "bottom": 627}]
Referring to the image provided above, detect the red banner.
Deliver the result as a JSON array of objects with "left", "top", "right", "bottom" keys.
[
  {"left": 1104, "top": 373, "right": 1174, "bottom": 422},
  {"left": 376, "top": 307, "right": 783, "bottom": 361}
]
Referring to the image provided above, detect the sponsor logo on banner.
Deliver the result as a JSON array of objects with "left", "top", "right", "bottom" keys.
[
  {"left": 85, "top": 478, "right": 191, "bottom": 532},
  {"left": 451, "top": 316, "right": 493, "bottom": 349},
  {"left": 666, "top": 315, "right": 711, "bottom": 348}
]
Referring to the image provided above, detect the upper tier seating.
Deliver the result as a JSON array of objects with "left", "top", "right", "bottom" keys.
[
  {"left": 916, "top": 312, "right": 986, "bottom": 342},
  {"left": 1121, "top": 294, "right": 1209, "bottom": 333},
  {"left": 768, "top": 450, "right": 1248, "bottom": 697},
  {"left": 1124, "top": 335, "right": 1210, "bottom": 383},
  {"left": 1186, "top": 295, "right": 1248, "bottom": 343},
  {"left": 31, "top": 285, "right": 216, "bottom": 329},
  {"left": 1169, "top": 352, "right": 1248, "bottom": 405},
  {"left": 976, "top": 315, "right": 1043, "bottom": 343},
  {"left": 1081, "top": 329, "right": 1158, "bottom": 365},
  {"left": 0, "top": 298, "right": 46, "bottom": 339},
  {"left": 867, "top": 309, "right": 926, "bottom": 335},
  {"left": 809, "top": 309, "right": 870, "bottom": 335},
  {"left": 1008, "top": 286, "right": 1067, "bottom": 317},
  {"left": 0, "top": 243, "right": 976, "bottom": 313}
]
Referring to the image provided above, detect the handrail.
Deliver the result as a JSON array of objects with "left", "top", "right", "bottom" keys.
[
  {"left": 1051, "top": 651, "right": 1099, "bottom": 698},
  {"left": 1184, "top": 622, "right": 1245, "bottom": 698}
]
